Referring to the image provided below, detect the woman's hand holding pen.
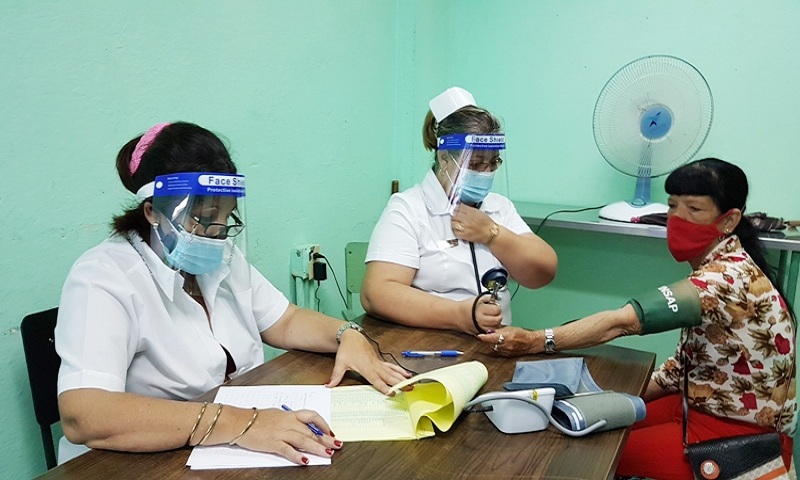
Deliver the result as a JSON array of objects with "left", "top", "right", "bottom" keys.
[
  {"left": 233, "top": 408, "right": 341, "bottom": 465},
  {"left": 327, "top": 328, "right": 412, "bottom": 395}
]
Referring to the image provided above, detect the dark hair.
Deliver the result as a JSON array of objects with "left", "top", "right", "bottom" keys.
[
  {"left": 665, "top": 158, "right": 794, "bottom": 317},
  {"left": 111, "top": 122, "right": 237, "bottom": 239},
  {"left": 422, "top": 106, "right": 502, "bottom": 171}
]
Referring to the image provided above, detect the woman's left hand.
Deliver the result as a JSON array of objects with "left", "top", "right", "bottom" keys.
[
  {"left": 326, "top": 329, "right": 411, "bottom": 394},
  {"left": 451, "top": 204, "right": 495, "bottom": 244},
  {"left": 477, "top": 326, "right": 539, "bottom": 357}
]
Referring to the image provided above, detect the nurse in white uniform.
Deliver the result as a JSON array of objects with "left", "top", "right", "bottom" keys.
[
  {"left": 362, "top": 87, "right": 557, "bottom": 337},
  {"left": 56, "top": 122, "right": 410, "bottom": 466}
]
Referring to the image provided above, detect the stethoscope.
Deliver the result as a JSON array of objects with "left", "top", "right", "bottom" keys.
[
  {"left": 456, "top": 198, "right": 509, "bottom": 334},
  {"left": 467, "top": 239, "right": 509, "bottom": 334}
]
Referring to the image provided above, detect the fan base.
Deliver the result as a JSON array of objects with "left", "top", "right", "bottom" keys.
[{"left": 598, "top": 201, "right": 667, "bottom": 223}]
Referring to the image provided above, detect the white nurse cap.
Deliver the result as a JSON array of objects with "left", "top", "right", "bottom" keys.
[{"left": 429, "top": 86, "right": 476, "bottom": 123}]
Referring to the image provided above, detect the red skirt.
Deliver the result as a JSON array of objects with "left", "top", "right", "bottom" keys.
[{"left": 616, "top": 393, "right": 793, "bottom": 480}]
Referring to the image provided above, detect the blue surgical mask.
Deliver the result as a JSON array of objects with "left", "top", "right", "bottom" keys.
[
  {"left": 161, "top": 226, "right": 226, "bottom": 275},
  {"left": 459, "top": 170, "right": 495, "bottom": 205}
]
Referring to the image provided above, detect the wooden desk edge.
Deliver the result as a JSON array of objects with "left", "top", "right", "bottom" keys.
[{"left": 38, "top": 317, "right": 657, "bottom": 480}]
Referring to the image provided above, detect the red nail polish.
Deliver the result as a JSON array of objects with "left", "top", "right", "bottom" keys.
[
  {"left": 302, "top": 457, "right": 309, "bottom": 465},
  {"left": 330, "top": 430, "right": 336, "bottom": 437},
  {"left": 334, "top": 440, "right": 343, "bottom": 447},
  {"left": 325, "top": 448, "right": 333, "bottom": 455}
]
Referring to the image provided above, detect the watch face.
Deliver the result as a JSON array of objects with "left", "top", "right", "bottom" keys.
[{"left": 544, "top": 330, "right": 555, "bottom": 353}]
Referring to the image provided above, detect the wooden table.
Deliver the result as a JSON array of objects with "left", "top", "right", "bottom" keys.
[{"left": 38, "top": 315, "right": 655, "bottom": 480}]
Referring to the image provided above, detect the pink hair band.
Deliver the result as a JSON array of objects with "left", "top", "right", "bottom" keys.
[{"left": 129, "top": 123, "right": 170, "bottom": 174}]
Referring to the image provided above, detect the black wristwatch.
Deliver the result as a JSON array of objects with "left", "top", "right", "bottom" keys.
[{"left": 544, "top": 328, "right": 556, "bottom": 354}]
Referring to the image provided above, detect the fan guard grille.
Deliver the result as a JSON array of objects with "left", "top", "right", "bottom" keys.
[{"left": 593, "top": 55, "right": 713, "bottom": 178}]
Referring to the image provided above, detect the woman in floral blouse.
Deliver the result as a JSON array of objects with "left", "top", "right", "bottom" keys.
[{"left": 478, "top": 158, "right": 796, "bottom": 479}]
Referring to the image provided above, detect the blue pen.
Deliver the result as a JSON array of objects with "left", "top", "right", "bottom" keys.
[
  {"left": 281, "top": 404, "right": 324, "bottom": 436},
  {"left": 401, "top": 350, "right": 464, "bottom": 358}
]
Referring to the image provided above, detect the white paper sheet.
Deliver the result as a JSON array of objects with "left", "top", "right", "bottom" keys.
[{"left": 186, "top": 385, "right": 332, "bottom": 469}]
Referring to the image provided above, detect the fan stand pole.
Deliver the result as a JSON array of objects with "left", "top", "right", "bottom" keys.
[{"left": 632, "top": 175, "right": 651, "bottom": 207}]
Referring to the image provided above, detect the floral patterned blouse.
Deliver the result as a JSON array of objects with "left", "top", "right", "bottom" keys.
[{"left": 651, "top": 236, "right": 797, "bottom": 435}]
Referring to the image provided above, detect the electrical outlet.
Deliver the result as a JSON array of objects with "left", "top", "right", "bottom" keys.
[
  {"left": 310, "top": 254, "right": 327, "bottom": 281},
  {"left": 290, "top": 244, "right": 320, "bottom": 279}
]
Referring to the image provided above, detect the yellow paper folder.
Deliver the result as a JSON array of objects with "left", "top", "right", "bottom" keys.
[{"left": 330, "top": 361, "right": 488, "bottom": 442}]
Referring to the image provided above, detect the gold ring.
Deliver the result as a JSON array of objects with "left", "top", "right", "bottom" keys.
[
  {"left": 454, "top": 223, "right": 464, "bottom": 232},
  {"left": 498, "top": 334, "right": 505, "bottom": 344}
]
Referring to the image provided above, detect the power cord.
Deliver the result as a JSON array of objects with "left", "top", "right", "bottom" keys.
[
  {"left": 314, "top": 253, "right": 348, "bottom": 307},
  {"left": 314, "top": 253, "right": 417, "bottom": 375},
  {"left": 533, "top": 204, "right": 608, "bottom": 236},
  {"left": 510, "top": 204, "right": 607, "bottom": 300},
  {"left": 360, "top": 329, "right": 418, "bottom": 376}
]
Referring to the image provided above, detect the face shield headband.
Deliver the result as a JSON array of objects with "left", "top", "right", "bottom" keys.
[
  {"left": 438, "top": 133, "right": 506, "bottom": 211},
  {"left": 150, "top": 172, "right": 247, "bottom": 275}
]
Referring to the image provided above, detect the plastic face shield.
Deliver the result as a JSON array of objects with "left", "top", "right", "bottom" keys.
[
  {"left": 150, "top": 172, "right": 246, "bottom": 275},
  {"left": 438, "top": 133, "right": 507, "bottom": 212}
]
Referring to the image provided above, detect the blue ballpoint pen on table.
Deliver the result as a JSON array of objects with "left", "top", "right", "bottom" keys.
[
  {"left": 401, "top": 350, "right": 464, "bottom": 358},
  {"left": 281, "top": 404, "right": 324, "bottom": 436}
]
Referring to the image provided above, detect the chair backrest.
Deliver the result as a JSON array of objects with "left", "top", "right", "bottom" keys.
[
  {"left": 343, "top": 242, "right": 369, "bottom": 319},
  {"left": 21, "top": 307, "right": 60, "bottom": 470}
]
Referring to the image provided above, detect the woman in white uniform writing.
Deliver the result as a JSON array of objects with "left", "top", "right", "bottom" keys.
[
  {"left": 362, "top": 87, "right": 557, "bottom": 335},
  {"left": 56, "top": 122, "right": 410, "bottom": 466}
]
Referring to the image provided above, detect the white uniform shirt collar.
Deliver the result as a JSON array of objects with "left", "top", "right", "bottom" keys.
[
  {"left": 126, "top": 232, "right": 229, "bottom": 302},
  {"left": 420, "top": 169, "right": 502, "bottom": 216}
]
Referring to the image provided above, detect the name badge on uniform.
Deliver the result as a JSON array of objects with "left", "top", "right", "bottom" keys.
[{"left": 437, "top": 239, "right": 460, "bottom": 249}]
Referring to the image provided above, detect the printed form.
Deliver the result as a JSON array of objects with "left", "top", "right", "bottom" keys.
[{"left": 186, "top": 385, "right": 332, "bottom": 469}]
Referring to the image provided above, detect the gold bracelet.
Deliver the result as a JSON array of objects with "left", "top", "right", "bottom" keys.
[
  {"left": 197, "top": 403, "right": 224, "bottom": 446},
  {"left": 486, "top": 223, "right": 500, "bottom": 245},
  {"left": 228, "top": 407, "right": 259, "bottom": 445},
  {"left": 186, "top": 401, "right": 208, "bottom": 445}
]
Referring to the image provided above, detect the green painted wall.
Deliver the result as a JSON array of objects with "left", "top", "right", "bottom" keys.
[
  {"left": 433, "top": 1, "right": 800, "bottom": 355},
  {"left": 1, "top": 2, "right": 404, "bottom": 477},
  {"left": 1, "top": 2, "right": 798, "bottom": 478}
]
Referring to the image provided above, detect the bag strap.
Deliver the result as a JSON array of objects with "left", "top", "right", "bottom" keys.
[
  {"left": 681, "top": 327, "right": 795, "bottom": 448},
  {"left": 681, "top": 333, "right": 690, "bottom": 448}
]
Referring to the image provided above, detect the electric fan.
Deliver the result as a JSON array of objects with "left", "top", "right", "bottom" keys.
[{"left": 593, "top": 55, "right": 713, "bottom": 222}]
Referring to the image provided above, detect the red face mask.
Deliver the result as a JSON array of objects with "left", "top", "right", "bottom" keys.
[{"left": 666, "top": 212, "right": 730, "bottom": 262}]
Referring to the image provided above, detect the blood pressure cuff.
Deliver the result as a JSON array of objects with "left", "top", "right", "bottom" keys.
[
  {"left": 627, "top": 279, "right": 702, "bottom": 335},
  {"left": 503, "top": 358, "right": 602, "bottom": 397}
]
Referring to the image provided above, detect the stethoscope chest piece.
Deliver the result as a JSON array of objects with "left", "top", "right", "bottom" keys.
[{"left": 481, "top": 267, "right": 509, "bottom": 299}]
